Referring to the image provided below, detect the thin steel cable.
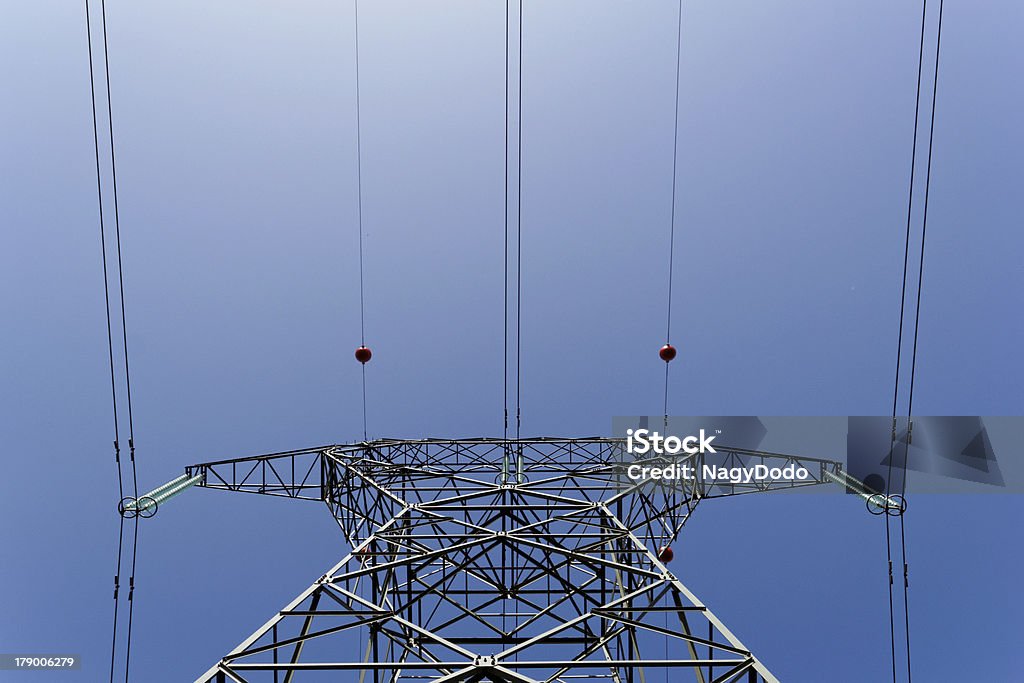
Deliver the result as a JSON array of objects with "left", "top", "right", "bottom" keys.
[
  {"left": 353, "top": 0, "right": 368, "bottom": 439},
  {"left": 884, "top": 515, "right": 897, "bottom": 682},
  {"left": 659, "top": 9, "right": 684, "bottom": 667},
  {"left": 515, "top": 0, "right": 523, "bottom": 441},
  {"left": 889, "top": 0, "right": 929, "bottom": 439},
  {"left": 885, "top": 3, "right": 938, "bottom": 680},
  {"left": 662, "top": 364, "right": 671, "bottom": 435},
  {"left": 98, "top": 0, "right": 137, "bottom": 492},
  {"left": 665, "top": 0, "right": 683, "bottom": 347},
  {"left": 885, "top": 2, "right": 929, "bottom": 679},
  {"left": 84, "top": 1, "right": 128, "bottom": 679},
  {"left": 84, "top": 0, "right": 123, "bottom": 503},
  {"left": 663, "top": 0, "right": 685, "bottom": 424},
  {"left": 123, "top": 518, "right": 139, "bottom": 683},
  {"left": 898, "top": 510, "right": 913, "bottom": 682},
  {"left": 108, "top": 519, "right": 125, "bottom": 683},
  {"left": 907, "top": 0, "right": 944, "bottom": 449},
  {"left": 898, "top": 3, "right": 945, "bottom": 678},
  {"left": 504, "top": 0, "right": 510, "bottom": 442},
  {"left": 96, "top": 4, "right": 141, "bottom": 677}
]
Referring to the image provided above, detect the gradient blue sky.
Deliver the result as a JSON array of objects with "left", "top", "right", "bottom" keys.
[{"left": 2, "top": 1, "right": 1022, "bottom": 680}]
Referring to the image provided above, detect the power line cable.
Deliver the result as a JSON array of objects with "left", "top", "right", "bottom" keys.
[
  {"left": 98, "top": 0, "right": 137, "bottom": 500},
  {"left": 96, "top": 3, "right": 142, "bottom": 678},
  {"left": 897, "top": 3, "right": 946, "bottom": 679},
  {"left": 504, "top": 0, "right": 510, "bottom": 442},
  {"left": 889, "top": 0, "right": 929, "bottom": 438},
  {"left": 515, "top": 0, "right": 523, "bottom": 442},
  {"left": 83, "top": 3, "right": 127, "bottom": 680},
  {"left": 353, "top": 0, "right": 368, "bottom": 440},
  {"left": 886, "top": 2, "right": 944, "bottom": 680},
  {"left": 906, "top": 0, "right": 944, "bottom": 440},
  {"left": 663, "top": 0, "right": 685, "bottom": 426},
  {"left": 884, "top": 2, "right": 929, "bottom": 676},
  {"left": 87, "top": 0, "right": 141, "bottom": 678},
  {"left": 662, "top": 3, "right": 685, "bottom": 675}
]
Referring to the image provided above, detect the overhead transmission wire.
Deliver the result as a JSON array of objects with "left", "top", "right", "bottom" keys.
[
  {"left": 84, "top": 2, "right": 124, "bottom": 681},
  {"left": 353, "top": 0, "right": 368, "bottom": 441},
  {"left": 517, "top": 0, "right": 527, "bottom": 641},
  {"left": 501, "top": 0, "right": 510, "bottom": 636},
  {"left": 886, "top": 1, "right": 944, "bottom": 680},
  {"left": 498, "top": 0, "right": 524, "bottom": 486},
  {"left": 500, "top": 1, "right": 525, "bottom": 646},
  {"left": 515, "top": 0, "right": 523, "bottom": 444},
  {"left": 906, "top": 0, "right": 945, "bottom": 465},
  {"left": 660, "top": 3, "right": 686, "bottom": 675},
  {"left": 901, "top": 0, "right": 945, "bottom": 679},
  {"left": 504, "top": 0, "right": 510, "bottom": 443},
  {"left": 86, "top": 0, "right": 140, "bottom": 680},
  {"left": 99, "top": 1, "right": 143, "bottom": 676},
  {"left": 350, "top": 0, "right": 369, "bottom": 657},
  {"left": 663, "top": 0, "right": 685, "bottom": 426},
  {"left": 884, "top": 1, "right": 927, "bottom": 678},
  {"left": 349, "top": 0, "right": 369, "bottom": 655}
]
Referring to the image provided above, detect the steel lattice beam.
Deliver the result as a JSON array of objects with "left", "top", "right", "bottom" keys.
[{"left": 188, "top": 438, "right": 842, "bottom": 682}]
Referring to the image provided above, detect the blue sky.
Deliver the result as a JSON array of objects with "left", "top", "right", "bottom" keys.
[{"left": 1, "top": 1, "right": 1022, "bottom": 680}]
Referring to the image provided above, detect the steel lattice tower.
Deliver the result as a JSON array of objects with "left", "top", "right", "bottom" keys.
[{"left": 182, "top": 437, "right": 845, "bottom": 683}]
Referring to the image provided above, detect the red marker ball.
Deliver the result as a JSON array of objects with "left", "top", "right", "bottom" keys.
[
  {"left": 354, "top": 346, "right": 372, "bottom": 364},
  {"left": 659, "top": 344, "right": 677, "bottom": 362},
  {"left": 658, "top": 545, "right": 674, "bottom": 563}
]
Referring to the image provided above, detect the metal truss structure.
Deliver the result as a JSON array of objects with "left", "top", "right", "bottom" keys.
[{"left": 189, "top": 437, "right": 843, "bottom": 683}]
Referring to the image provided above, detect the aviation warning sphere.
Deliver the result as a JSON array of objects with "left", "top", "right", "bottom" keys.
[
  {"left": 355, "top": 346, "right": 372, "bottom": 364},
  {"left": 658, "top": 545, "right": 675, "bottom": 563},
  {"left": 659, "top": 344, "right": 677, "bottom": 362}
]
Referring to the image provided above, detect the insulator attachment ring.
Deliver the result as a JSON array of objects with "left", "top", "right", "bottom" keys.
[
  {"left": 117, "top": 495, "right": 159, "bottom": 519},
  {"left": 866, "top": 493, "right": 906, "bottom": 516}
]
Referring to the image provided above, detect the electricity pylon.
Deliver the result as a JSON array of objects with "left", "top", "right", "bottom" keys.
[{"left": 184, "top": 437, "right": 844, "bottom": 682}]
